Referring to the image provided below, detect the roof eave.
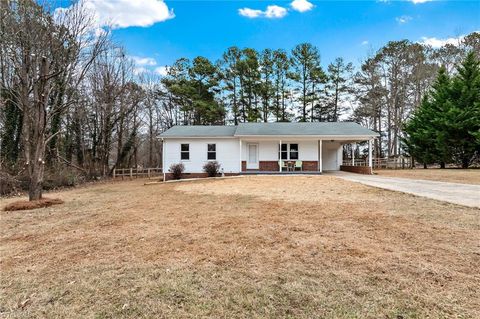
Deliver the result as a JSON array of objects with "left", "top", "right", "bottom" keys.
[{"left": 234, "top": 134, "right": 379, "bottom": 139}]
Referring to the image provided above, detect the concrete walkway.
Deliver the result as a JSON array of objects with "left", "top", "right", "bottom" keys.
[{"left": 327, "top": 171, "right": 480, "bottom": 208}]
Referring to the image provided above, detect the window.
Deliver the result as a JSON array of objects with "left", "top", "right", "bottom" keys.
[
  {"left": 289, "top": 144, "right": 299, "bottom": 160},
  {"left": 207, "top": 144, "right": 216, "bottom": 160},
  {"left": 278, "top": 143, "right": 298, "bottom": 160},
  {"left": 279, "top": 143, "right": 288, "bottom": 160},
  {"left": 181, "top": 144, "right": 189, "bottom": 160}
]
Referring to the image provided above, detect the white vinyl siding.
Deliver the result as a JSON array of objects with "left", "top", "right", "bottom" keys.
[
  {"left": 164, "top": 138, "right": 239, "bottom": 173},
  {"left": 322, "top": 141, "right": 343, "bottom": 170}
]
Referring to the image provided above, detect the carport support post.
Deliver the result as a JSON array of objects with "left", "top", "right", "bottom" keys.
[
  {"left": 368, "top": 139, "right": 373, "bottom": 168},
  {"left": 279, "top": 140, "right": 282, "bottom": 172},
  {"left": 351, "top": 143, "right": 355, "bottom": 166},
  {"left": 318, "top": 139, "right": 322, "bottom": 173},
  {"left": 239, "top": 139, "right": 242, "bottom": 172},
  {"left": 162, "top": 138, "right": 166, "bottom": 182}
]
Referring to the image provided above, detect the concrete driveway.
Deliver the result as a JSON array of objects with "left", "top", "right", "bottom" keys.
[{"left": 327, "top": 171, "right": 480, "bottom": 208}]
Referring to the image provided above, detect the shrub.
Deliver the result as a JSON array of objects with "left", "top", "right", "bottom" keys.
[
  {"left": 43, "top": 167, "right": 85, "bottom": 190},
  {"left": 0, "top": 171, "right": 20, "bottom": 196},
  {"left": 203, "top": 161, "right": 221, "bottom": 177},
  {"left": 169, "top": 163, "right": 185, "bottom": 180}
]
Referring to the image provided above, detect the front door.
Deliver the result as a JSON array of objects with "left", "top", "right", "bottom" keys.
[{"left": 247, "top": 143, "right": 259, "bottom": 169}]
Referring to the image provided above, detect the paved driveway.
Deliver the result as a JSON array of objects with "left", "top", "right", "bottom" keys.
[{"left": 327, "top": 171, "right": 480, "bottom": 208}]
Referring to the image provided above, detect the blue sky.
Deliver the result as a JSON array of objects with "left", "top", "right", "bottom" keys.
[{"left": 57, "top": 0, "right": 479, "bottom": 73}]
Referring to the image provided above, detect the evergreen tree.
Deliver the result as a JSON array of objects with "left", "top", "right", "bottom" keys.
[
  {"left": 325, "top": 57, "right": 354, "bottom": 121},
  {"left": 404, "top": 53, "right": 480, "bottom": 168},
  {"left": 443, "top": 52, "right": 480, "bottom": 168},
  {"left": 272, "top": 49, "right": 291, "bottom": 122},
  {"left": 290, "top": 43, "right": 321, "bottom": 122},
  {"left": 404, "top": 96, "right": 438, "bottom": 168}
]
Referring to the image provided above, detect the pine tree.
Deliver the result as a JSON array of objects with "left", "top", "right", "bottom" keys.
[
  {"left": 404, "top": 96, "right": 438, "bottom": 167},
  {"left": 404, "top": 53, "right": 480, "bottom": 168},
  {"left": 443, "top": 52, "right": 480, "bottom": 168},
  {"left": 405, "top": 67, "right": 452, "bottom": 167}
]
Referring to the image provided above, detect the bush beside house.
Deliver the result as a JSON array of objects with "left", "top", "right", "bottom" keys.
[
  {"left": 203, "top": 161, "right": 221, "bottom": 177},
  {"left": 169, "top": 163, "right": 185, "bottom": 180}
]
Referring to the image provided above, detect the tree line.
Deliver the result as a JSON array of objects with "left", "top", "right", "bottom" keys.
[{"left": 0, "top": 1, "right": 479, "bottom": 199}]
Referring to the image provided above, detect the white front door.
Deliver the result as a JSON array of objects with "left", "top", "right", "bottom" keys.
[{"left": 247, "top": 143, "right": 259, "bottom": 169}]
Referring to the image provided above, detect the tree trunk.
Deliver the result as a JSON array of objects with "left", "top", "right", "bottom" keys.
[{"left": 28, "top": 164, "right": 43, "bottom": 200}]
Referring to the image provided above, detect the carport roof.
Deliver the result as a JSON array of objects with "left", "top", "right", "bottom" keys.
[{"left": 159, "top": 122, "right": 379, "bottom": 138}]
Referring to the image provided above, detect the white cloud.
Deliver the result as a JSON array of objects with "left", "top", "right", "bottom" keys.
[
  {"left": 130, "top": 56, "right": 157, "bottom": 66},
  {"left": 239, "top": 5, "right": 287, "bottom": 19},
  {"left": 290, "top": 0, "right": 314, "bottom": 13},
  {"left": 133, "top": 67, "right": 148, "bottom": 75},
  {"left": 361, "top": 40, "right": 369, "bottom": 45},
  {"left": 265, "top": 5, "right": 288, "bottom": 18},
  {"left": 239, "top": 1, "right": 317, "bottom": 19},
  {"left": 57, "top": 0, "right": 174, "bottom": 29},
  {"left": 238, "top": 8, "right": 264, "bottom": 18},
  {"left": 410, "top": 0, "right": 434, "bottom": 4},
  {"left": 419, "top": 33, "right": 474, "bottom": 48},
  {"left": 155, "top": 66, "right": 170, "bottom": 76},
  {"left": 396, "top": 15, "right": 412, "bottom": 24}
]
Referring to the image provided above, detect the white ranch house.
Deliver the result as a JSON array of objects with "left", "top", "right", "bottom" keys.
[{"left": 160, "top": 122, "right": 378, "bottom": 179}]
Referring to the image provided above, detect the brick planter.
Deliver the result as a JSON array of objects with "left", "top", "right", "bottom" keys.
[{"left": 340, "top": 165, "right": 372, "bottom": 175}]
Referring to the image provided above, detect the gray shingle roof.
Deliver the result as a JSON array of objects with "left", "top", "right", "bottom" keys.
[
  {"left": 235, "top": 122, "right": 378, "bottom": 136},
  {"left": 160, "top": 122, "right": 378, "bottom": 138},
  {"left": 159, "top": 125, "right": 237, "bottom": 137}
]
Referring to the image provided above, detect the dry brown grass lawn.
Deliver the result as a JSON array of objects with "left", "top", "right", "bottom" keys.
[
  {"left": 1, "top": 176, "right": 479, "bottom": 318},
  {"left": 374, "top": 168, "right": 480, "bottom": 184}
]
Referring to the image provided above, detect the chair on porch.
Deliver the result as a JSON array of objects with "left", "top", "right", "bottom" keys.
[
  {"left": 278, "top": 160, "right": 288, "bottom": 171},
  {"left": 294, "top": 160, "right": 303, "bottom": 171}
]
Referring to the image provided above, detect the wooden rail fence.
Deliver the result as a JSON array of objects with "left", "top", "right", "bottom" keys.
[
  {"left": 342, "top": 157, "right": 413, "bottom": 169},
  {"left": 112, "top": 168, "right": 163, "bottom": 179}
]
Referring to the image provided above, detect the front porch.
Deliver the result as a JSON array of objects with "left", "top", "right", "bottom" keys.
[
  {"left": 239, "top": 138, "right": 374, "bottom": 175},
  {"left": 239, "top": 171, "right": 323, "bottom": 175}
]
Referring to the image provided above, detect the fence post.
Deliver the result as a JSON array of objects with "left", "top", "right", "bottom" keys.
[
  {"left": 113, "top": 168, "right": 116, "bottom": 179},
  {"left": 148, "top": 168, "right": 151, "bottom": 178},
  {"left": 130, "top": 168, "right": 133, "bottom": 179}
]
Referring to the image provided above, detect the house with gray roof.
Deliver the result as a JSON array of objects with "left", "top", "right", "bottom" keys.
[{"left": 159, "top": 122, "right": 379, "bottom": 179}]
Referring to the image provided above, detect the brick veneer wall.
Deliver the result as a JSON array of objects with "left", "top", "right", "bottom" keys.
[
  {"left": 242, "top": 161, "right": 319, "bottom": 172},
  {"left": 302, "top": 161, "right": 318, "bottom": 171},
  {"left": 340, "top": 165, "right": 372, "bottom": 175}
]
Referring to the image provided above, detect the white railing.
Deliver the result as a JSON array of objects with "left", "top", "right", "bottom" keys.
[{"left": 342, "top": 157, "right": 413, "bottom": 169}]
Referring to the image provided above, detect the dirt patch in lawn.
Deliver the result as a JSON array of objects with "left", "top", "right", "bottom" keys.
[
  {"left": 1, "top": 176, "right": 479, "bottom": 318},
  {"left": 374, "top": 168, "right": 480, "bottom": 185}
]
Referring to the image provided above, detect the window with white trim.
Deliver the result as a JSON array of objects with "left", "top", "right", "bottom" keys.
[
  {"left": 278, "top": 143, "right": 299, "bottom": 160},
  {"left": 207, "top": 144, "right": 216, "bottom": 160},
  {"left": 180, "top": 144, "right": 189, "bottom": 160},
  {"left": 289, "top": 143, "right": 299, "bottom": 160}
]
